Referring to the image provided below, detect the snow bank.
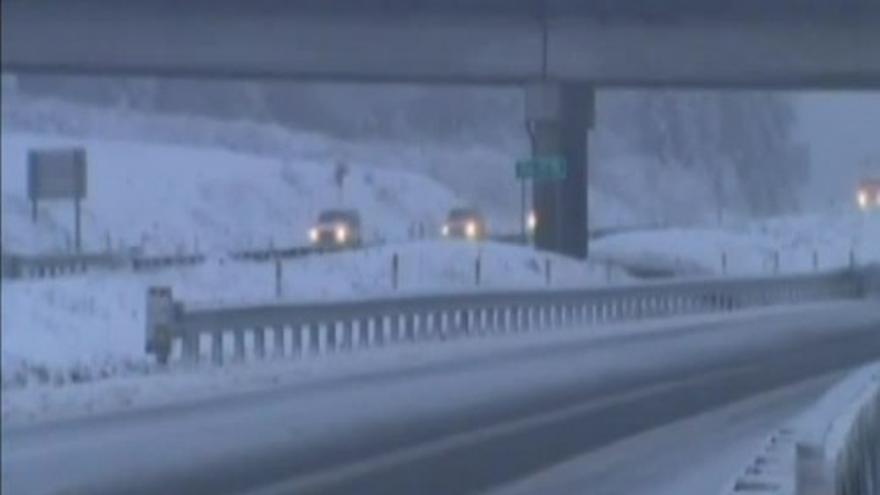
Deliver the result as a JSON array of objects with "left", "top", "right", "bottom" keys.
[{"left": 593, "top": 212, "right": 880, "bottom": 277}]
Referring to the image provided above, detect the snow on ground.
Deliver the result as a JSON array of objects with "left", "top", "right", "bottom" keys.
[
  {"left": 3, "top": 96, "right": 878, "bottom": 397},
  {"left": 592, "top": 211, "right": 880, "bottom": 277},
  {"left": 0, "top": 134, "right": 622, "bottom": 388},
  {"left": 2, "top": 301, "right": 865, "bottom": 427},
  {"left": 1, "top": 132, "right": 460, "bottom": 254},
  {"left": 0, "top": 240, "right": 621, "bottom": 387},
  {"left": 490, "top": 372, "right": 843, "bottom": 495}
]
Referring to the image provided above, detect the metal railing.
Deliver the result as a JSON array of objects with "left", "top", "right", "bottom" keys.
[
  {"left": 131, "top": 253, "right": 205, "bottom": 272},
  {"left": 1, "top": 251, "right": 126, "bottom": 279},
  {"left": 145, "top": 268, "right": 867, "bottom": 365},
  {"left": 722, "top": 364, "right": 880, "bottom": 495}
]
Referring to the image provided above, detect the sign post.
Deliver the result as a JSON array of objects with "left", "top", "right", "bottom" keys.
[
  {"left": 334, "top": 161, "right": 349, "bottom": 205},
  {"left": 28, "top": 147, "right": 88, "bottom": 252}
]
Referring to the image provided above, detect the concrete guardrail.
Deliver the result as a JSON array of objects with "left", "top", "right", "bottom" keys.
[
  {"left": 721, "top": 363, "right": 880, "bottom": 495},
  {"left": 145, "top": 268, "right": 869, "bottom": 366}
]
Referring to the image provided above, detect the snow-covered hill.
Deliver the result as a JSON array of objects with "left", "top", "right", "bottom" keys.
[{"left": 2, "top": 133, "right": 462, "bottom": 254}]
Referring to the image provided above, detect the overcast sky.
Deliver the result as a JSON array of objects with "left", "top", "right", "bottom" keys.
[{"left": 796, "top": 91, "right": 880, "bottom": 211}]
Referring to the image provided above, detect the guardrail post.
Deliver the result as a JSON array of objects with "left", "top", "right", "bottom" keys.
[
  {"left": 373, "top": 317, "right": 386, "bottom": 347},
  {"left": 307, "top": 323, "right": 321, "bottom": 354},
  {"left": 795, "top": 442, "right": 834, "bottom": 495},
  {"left": 773, "top": 251, "right": 781, "bottom": 274},
  {"left": 404, "top": 313, "right": 418, "bottom": 342},
  {"left": 813, "top": 250, "right": 819, "bottom": 272},
  {"left": 721, "top": 251, "right": 728, "bottom": 275},
  {"left": 433, "top": 312, "right": 445, "bottom": 339},
  {"left": 291, "top": 325, "right": 304, "bottom": 356},
  {"left": 849, "top": 249, "right": 857, "bottom": 270},
  {"left": 254, "top": 327, "right": 266, "bottom": 359},
  {"left": 273, "top": 326, "right": 285, "bottom": 357},
  {"left": 323, "top": 322, "right": 335, "bottom": 352},
  {"left": 357, "top": 318, "right": 370, "bottom": 348},
  {"left": 210, "top": 331, "right": 223, "bottom": 365},
  {"left": 181, "top": 331, "right": 199, "bottom": 363},
  {"left": 545, "top": 258, "right": 552, "bottom": 286},
  {"left": 233, "top": 330, "right": 246, "bottom": 362},
  {"left": 145, "top": 287, "right": 175, "bottom": 365}
]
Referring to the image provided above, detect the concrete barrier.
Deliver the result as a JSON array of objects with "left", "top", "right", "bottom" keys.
[
  {"left": 721, "top": 363, "right": 880, "bottom": 495},
  {"left": 145, "top": 268, "right": 865, "bottom": 366}
]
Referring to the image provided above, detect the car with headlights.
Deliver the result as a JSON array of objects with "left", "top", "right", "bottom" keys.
[
  {"left": 856, "top": 179, "right": 880, "bottom": 211},
  {"left": 309, "top": 209, "right": 362, "bottom": 248},
  {"left": 442, "top": 207, "right": 487, "bottom": 241}
]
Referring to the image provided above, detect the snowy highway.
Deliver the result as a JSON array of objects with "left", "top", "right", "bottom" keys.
[{"left": 3, "top": 301, "right": 879, "bottom": 495}]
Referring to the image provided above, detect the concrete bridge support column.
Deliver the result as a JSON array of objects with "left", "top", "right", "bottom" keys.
[{"left": 526, "top": 82, "right": 594, "bottom": 259}]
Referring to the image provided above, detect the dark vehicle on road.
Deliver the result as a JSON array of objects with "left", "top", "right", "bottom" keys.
[
  {"left": 309, "top": 209, "right": 362, "bottom": 248},
  {"left": 442, "top": 207, "right": 487, "bottom": 241}
]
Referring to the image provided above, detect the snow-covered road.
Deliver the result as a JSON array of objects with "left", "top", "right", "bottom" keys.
[{"left": 3, "top": 301, "right": 879, "bottom": 495}]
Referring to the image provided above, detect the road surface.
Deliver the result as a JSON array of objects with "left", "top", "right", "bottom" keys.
[{"left": 3, "top": 301, "right": 879, "bottom": 495}]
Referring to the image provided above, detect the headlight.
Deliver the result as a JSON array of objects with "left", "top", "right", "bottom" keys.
[
  {"left": 442, "top": 224, "right": 450, "bottom": 237},
  {"left": 527, "top": 211, "right": 538, "bottom": 231},
  {"left": 465, "top": 221, "right": 478, "bottom": 239},
  {"left": 857, "top": 190, "right": 869, "bottom": 210},
  {"left": 335, "top": 226, "right": 348, "bottom": 243},
  {"left": 309, "top": 228, "right": 319, "bottom": 243}
]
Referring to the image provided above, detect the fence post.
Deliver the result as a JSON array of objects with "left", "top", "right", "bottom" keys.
[
  {"left": 392, "top": 253, "right": 399, "bottom": 291},
  {"left": 275, "top": 256, "right": 283, "bottom": 298},
  {"left": 475, "top": 255, "right": 482, "bottom": 287},
  {"left": 145, "top": 287, "right": 175, "bottom": 365}
]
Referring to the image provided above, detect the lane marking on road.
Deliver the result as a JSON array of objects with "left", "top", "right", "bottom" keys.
[{"left": 245, "top": 363, "right": 760, "bottom": 495}]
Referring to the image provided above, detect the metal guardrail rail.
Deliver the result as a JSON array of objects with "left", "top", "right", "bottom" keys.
[
  {"left": 721, "top": 364, "right": 880, "bottom": 495},
  {"left": 145, "top": 268, "right": 868, "bottom": 365},
  {"left": 131, "top": 253, "right": 206, "bottom": 272},
  {"left": 1, "top": 251, "right": 127, "bottom": 279}
]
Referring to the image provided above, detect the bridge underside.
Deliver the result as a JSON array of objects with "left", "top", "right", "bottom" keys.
[{"left": 3, "top": 2, "right": 880, "bottom": 88}]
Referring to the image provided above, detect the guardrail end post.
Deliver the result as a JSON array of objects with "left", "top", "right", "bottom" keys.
[{"left": 146, "top": 286, "right": 175, "bottom": 365}]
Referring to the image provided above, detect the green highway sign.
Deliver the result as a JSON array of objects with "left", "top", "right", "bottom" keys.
[{"left": 516, "top": 156, "right": 567, "bottom": 180}]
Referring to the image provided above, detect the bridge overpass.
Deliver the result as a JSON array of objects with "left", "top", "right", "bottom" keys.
[{"left": 3, "top": 0, "right": 880, "bottom": 258}]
